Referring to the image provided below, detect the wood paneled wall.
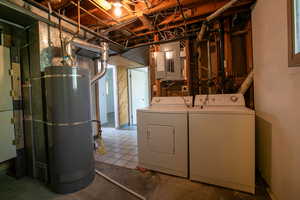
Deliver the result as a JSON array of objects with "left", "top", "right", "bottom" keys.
[{"left": 117, "top": 66, "right": 129, "bottom": 127}]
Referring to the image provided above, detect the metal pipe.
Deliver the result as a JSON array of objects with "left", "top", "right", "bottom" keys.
[
  {"left": 65, "top": 38, "right": 74, "bottom": 66},
  {"left": 22, "top": 0, "right": 124, "bottom": 49},
  {"left": 95, "top": 170, "right": 146, "bottom": 200},
  {"left": 70, "top": 1, "right": 107, "bottom": 27},
  {"left": 196, "top": 0, "right": 240, "bottom": 95},
  {"left": 72, "top": 39, "right": 105, "bottom": 53},
  {"left": 77, "top": 0, "right": 80, "bottom": 35},
  {"left": 197, "top": 0, "right": 240, "bottom": 42},
  {"left": 123, "top": 34, "right": 193, "bottom": 51},
  {"left": 91, "top": 42, "right": 109, "bottom": 85},
  {"left": 238, "top": 70, "right": 254, "bottom": 94},
  {"left": 91, "top": 60, "right": 107, "bottom": 85},
  {"left": 219, "top": 21, "right": 225, "bottom": 92},
  {"left": 65, "top": 38, "right": 107, "bottom": 66},
  {"left": 207, "top": 39, "right": 212, "bottom": 94}
]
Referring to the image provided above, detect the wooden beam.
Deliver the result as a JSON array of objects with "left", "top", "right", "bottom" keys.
[
  {"left": 118, "top": 17, "right": 205, "bottom": 41},
  {"left": 86, "top": 0, "right": 136, "bottom": 36},
  {"left": 134, "top": 0, "right": 254, "bottom": 34},
  {"left": 102, "top": 17, "right": 139, "bottom": 34},
  {"left": 143, "top": 0, "right": 203, "bottom": 15},
  {"left": 160, "top": 15, "right": 178, "bottom": 26},
  {"left": 137, "top": 13, "right": 154, "bottom": 30},
  {"left": 69, "top": 1, "right": 108, "bottom": 27}
]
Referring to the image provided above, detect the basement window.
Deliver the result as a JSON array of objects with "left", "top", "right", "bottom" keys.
[{"left": 289, "top": 0, "right": 300, "bottom": 67}]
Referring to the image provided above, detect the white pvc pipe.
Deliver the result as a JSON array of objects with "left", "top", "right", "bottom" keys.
[
  {"left": 95, "top": 169, "right": 147, "bottom": 200},
  {"left": 238, "top": 70, "right": 254, "bottom": 94},
  {"left": 197, "top": 0, "right": 240, "bottom": 42},
  {"left": 197, "top": 23, "right": 207, "bottom": 41},
  {"left": 207, "top": 0, "right": 240, "bottom": 22}
]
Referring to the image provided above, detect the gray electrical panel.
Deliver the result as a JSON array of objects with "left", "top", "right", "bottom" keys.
[
  {"left": 45, "top": 66, "right": 95, "bottom": 194},
  {"left": 155, "top": 42, "right": 184, "bottom": 81}
]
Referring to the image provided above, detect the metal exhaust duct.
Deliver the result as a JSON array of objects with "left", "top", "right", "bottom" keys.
[{"left": 65, "top": 40, "right": 109, "bottom": 85}]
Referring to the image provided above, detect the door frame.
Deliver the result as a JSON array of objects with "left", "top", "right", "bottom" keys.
[
  {"left": 99, "top": 64, "right": 119, "bottom": 128},
  {"left": 111, "top": 64, "right": 120, "bottom": 128},
  {"left": 128, "top": 66, "right": 150, "bottom": 125}
]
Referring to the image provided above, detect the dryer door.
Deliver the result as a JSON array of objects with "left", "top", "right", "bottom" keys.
[
  {"left": 137, "top": 111, "right": 188, "bottom": 177},
  {"left": 146, "top": 125, "right": 175, "bottom": 155}
]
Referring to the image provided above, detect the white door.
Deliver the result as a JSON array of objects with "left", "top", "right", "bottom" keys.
[{"left": 129, "top": 67, "right": 149, "bottom": 124}]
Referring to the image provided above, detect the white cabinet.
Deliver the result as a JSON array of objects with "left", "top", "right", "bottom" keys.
[{"left": 0, "top": 45, "right": 16, "bottom": 162}]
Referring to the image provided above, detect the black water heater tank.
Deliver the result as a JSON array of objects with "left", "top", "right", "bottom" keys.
[{"left": 45, "top": 66, "right": 95, "bottom": 194}]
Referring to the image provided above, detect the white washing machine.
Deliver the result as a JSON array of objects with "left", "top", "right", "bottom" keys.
[
  {"left": 189, "top": 94, "right": 255, "bottom": 193},
  {"left": 137, "top": 96, "right": 192, "bottom": 178}
]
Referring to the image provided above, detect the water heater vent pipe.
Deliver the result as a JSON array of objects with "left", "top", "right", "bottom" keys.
[
  {"left": 91, "top": 42, "right": 109, "bottom": 85},
  {"left": 63, "top": 39, "right": 109, "bottom": 85}
]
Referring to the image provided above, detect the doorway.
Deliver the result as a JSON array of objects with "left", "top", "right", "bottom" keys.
[
  {"left": 128, "top": 67, "right": 150, "bottom": 125},
  {"left": 98, "top": 65, "right": 118, "bottom": 128}
]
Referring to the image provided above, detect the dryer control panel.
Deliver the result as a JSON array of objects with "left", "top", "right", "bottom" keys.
[
  {"left": 195, "top": 94, "right": 245, "bottom": 107},
  {"left": 152, "top": 96, "right": 192, "bottom": 107}
]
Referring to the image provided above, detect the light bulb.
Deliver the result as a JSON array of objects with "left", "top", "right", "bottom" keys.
[
  {"left": 114, "top": 6, "right": 122, "bottom": 17},
  {"left": 113, "top": 2, "right": 122, "bottom": 17}
]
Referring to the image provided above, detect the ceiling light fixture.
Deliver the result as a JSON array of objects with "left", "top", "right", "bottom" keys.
[{"left": 113, "top": 1, "right": 122, "bottom": 18}]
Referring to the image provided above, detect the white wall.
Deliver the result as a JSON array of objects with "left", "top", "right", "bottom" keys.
[{"left": 252, "top": 0, "right": 300, "bottom": 199}]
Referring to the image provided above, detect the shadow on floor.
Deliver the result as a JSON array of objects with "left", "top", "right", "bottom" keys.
[{"left": 0, "top": 162, "right": 271, "bottom": 200}]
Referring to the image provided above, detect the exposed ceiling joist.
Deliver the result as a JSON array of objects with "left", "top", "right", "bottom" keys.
[{"left": 130, "top": 0, "right": 254, "bottom": 34}]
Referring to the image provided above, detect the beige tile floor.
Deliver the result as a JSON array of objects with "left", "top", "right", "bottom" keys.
[{"left": 95, "top": 127, "right": 138, "bottom": 169}]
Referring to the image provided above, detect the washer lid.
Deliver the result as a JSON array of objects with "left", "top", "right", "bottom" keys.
[
  {"left": 189, "top": 106, "right": 254, "bottom": 115},
  {"left": 195, "top": 94, "right": 245, "bottom": 107}
]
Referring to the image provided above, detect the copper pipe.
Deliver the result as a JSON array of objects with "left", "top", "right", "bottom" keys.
[{"left": 77, "top": 0, "right": 80, "bottom": 35}]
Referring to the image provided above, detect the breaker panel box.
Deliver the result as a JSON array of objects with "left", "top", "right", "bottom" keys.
[{"left": 155, "top": 42, "right": 185, "bottom": 81}]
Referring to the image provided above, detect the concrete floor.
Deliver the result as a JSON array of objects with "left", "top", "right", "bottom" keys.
[{"left": 0, "top": 162, "right": 271, "bottom": 200}]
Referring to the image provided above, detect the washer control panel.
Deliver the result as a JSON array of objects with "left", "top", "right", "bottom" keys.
[{"left": 195, "top": 94, "right": 245, "bottom": 107}]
